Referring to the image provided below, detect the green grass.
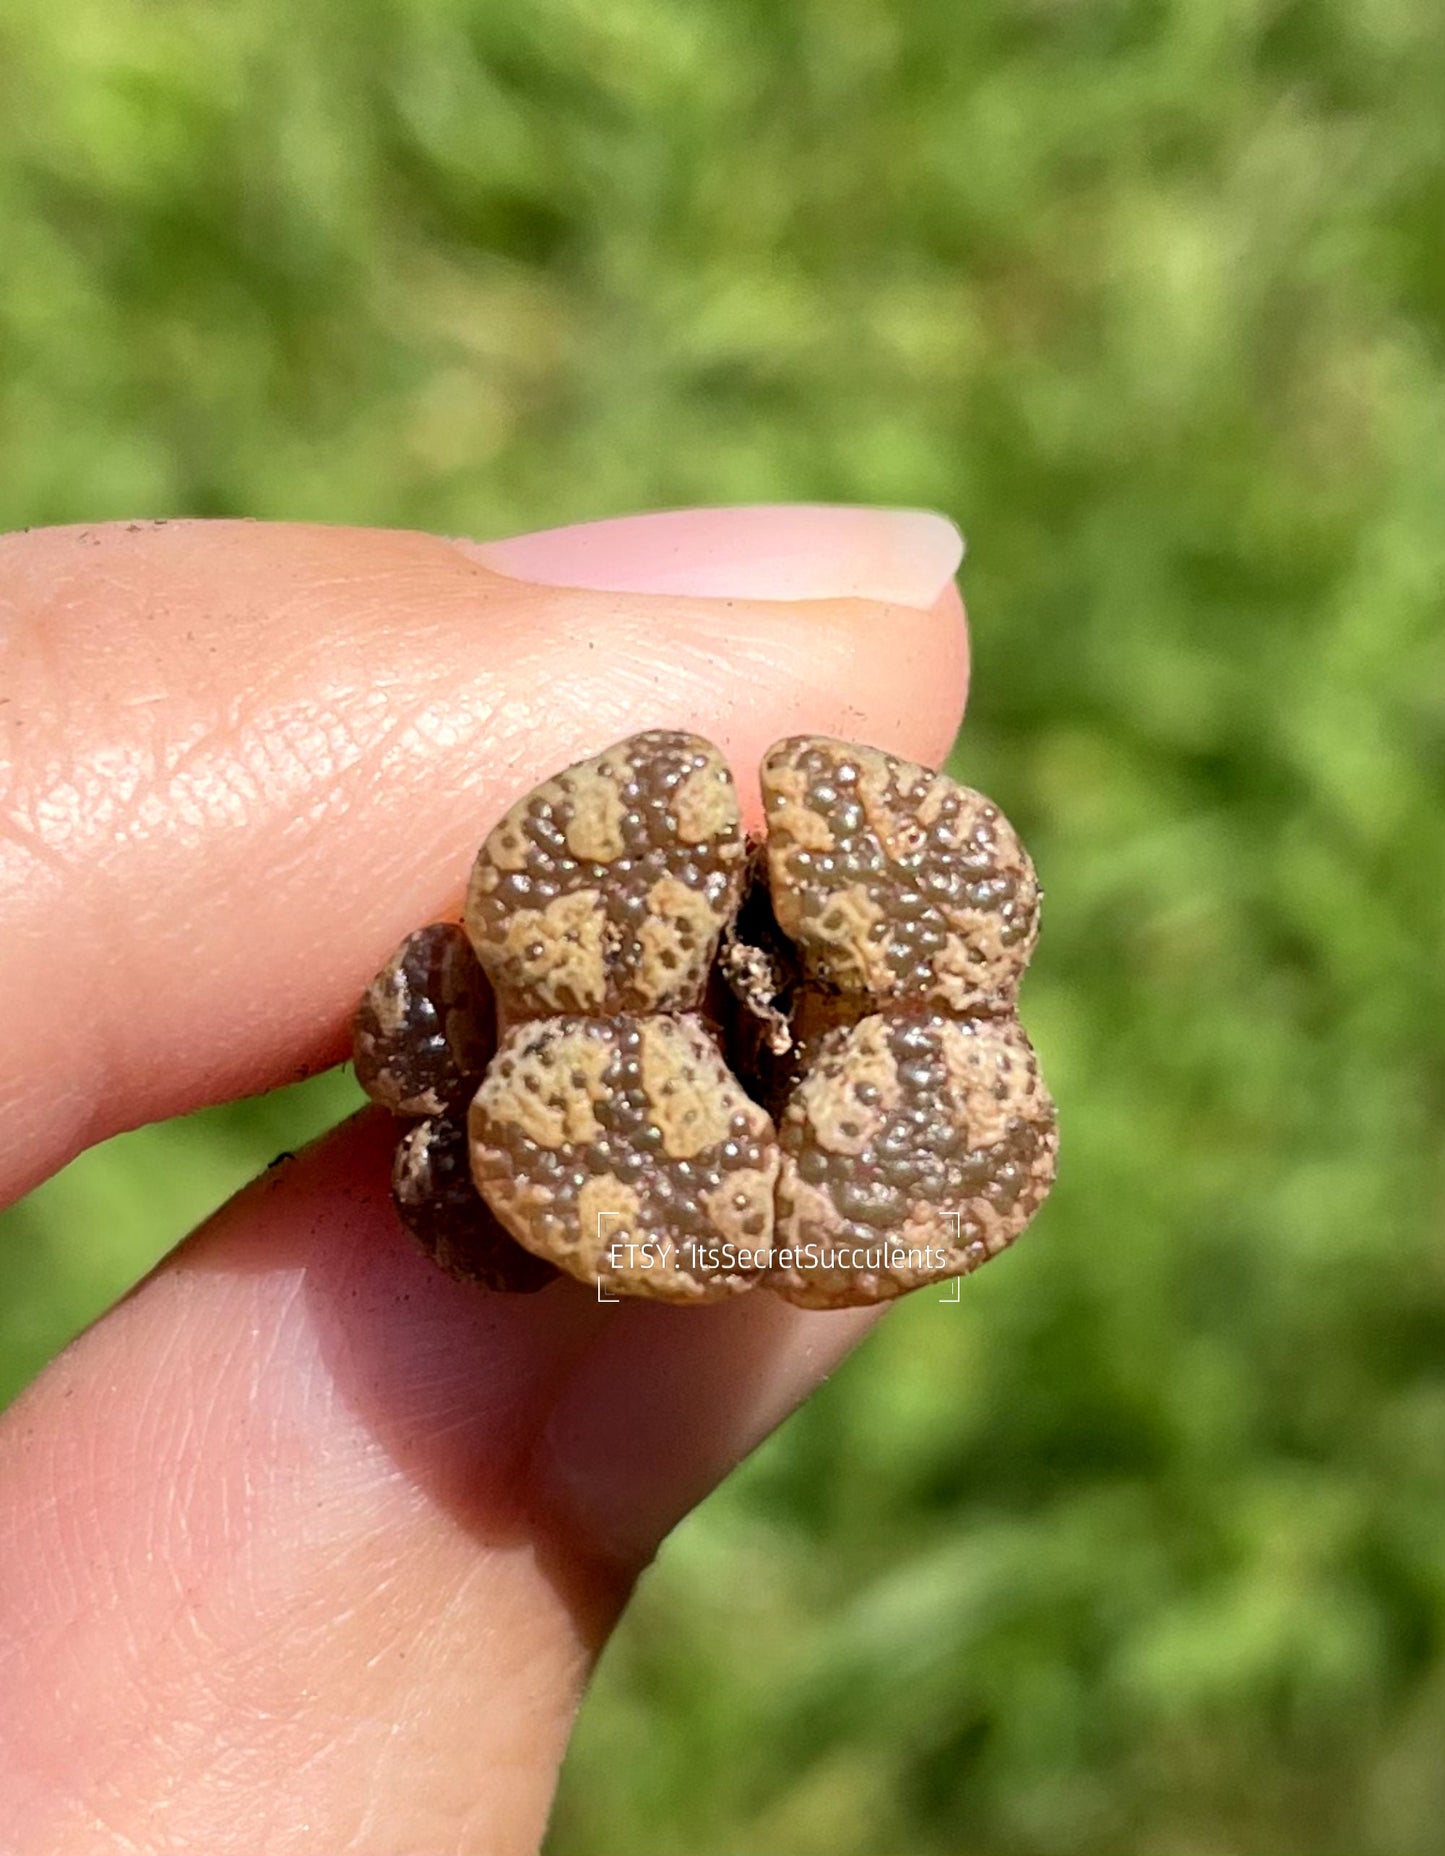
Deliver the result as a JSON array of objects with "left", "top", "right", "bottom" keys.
[{"left": 3, "top": 0, "right": 1445, "bottom": 1848}]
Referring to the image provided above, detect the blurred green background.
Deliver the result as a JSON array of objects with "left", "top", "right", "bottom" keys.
[{"left": 3, "top": 0, "right": 1444, "bottom": 1849}]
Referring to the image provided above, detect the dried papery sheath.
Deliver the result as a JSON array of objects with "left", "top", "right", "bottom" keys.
[
  {"left": 353, "top": 924, "right": 493, "bottom": 1115},
  {"left": 393, "top": 1114, "right": 558, "bottom": 1293}
]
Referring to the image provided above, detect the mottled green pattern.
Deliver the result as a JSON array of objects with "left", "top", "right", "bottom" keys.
[{"left": 3, "top": 1, "right": 1444, "bottom": 1849}]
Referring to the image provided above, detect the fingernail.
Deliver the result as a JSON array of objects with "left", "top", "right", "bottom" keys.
[{"left": 453, "top": 505, "right": 964, "bottom": 610}]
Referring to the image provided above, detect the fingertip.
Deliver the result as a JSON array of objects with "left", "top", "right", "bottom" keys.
[{"left": 537, "top": 1293, "right": 883, "bottom": 1569}]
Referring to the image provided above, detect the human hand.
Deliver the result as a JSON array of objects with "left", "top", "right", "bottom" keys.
[{"left": 0, "top": 505, "right": 967, "bottom": 1853}]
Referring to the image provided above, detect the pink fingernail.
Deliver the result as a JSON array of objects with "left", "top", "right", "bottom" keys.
[{"left": 453, "top": 504, "right": 964, "bottom": 611}]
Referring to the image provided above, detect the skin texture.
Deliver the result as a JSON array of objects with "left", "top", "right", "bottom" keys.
[
  {"left": 758, "top": 736, "right": 1056, "bottom": 1304},
  {"left": 769, "top": 1012, "right": 1057, "bottom": 1306},
  {"left": 760, "top": 736, "right": 1039, "bottom": 1013},
  {"left": 456, "top": 727, "right": 777, "bottom": 1302},
  {"left": 472, "top": 1013, "right": 778, "bottom": 1301},
  {"left": 0, "top": 510, "right": 969, "bottom": 1853},
  {"left": 465, "top": 730, "right": 746, "bottom": 1021}
]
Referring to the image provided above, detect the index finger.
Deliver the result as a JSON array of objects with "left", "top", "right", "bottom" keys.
[{"left": 0, "top": 506, "right": 967, "bottom": 1206}]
